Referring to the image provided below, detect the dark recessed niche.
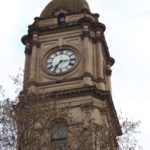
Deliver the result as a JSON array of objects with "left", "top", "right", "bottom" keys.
[{"left": 58, "top": 14, "right": 66, "bottom": 24}]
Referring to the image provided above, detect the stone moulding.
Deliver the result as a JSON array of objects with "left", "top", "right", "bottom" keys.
[
  {"left": 26, "top": 73, "right": 105, "bottom": 87},
  {"left": 20, "top": 86, "right": 109, "bottom": 102}
]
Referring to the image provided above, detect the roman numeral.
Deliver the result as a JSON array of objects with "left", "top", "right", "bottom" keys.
[
  {"left": 46, "top": 61, "right": 52, "bottom": 65},
  {"left": 68, "top": 53, "right": 73, "bottom": 57},
  {"left": 62, "top": 68, "right": 67, "bottom": 72},
  {"left": 67, "top": 65, "right": 72, "bottom": 69},
  {"left": 50, "top": 54, "right": 55, "bottom": 58},
  {"left": 47, "top": 58, "right": 53, "bottom": 62},
  {"left": 60, "top": 50, "right": 63, "bottom": 54},
  {"left": 56, "top": 68, "right": 62, "bottom": 73},
  {"left": 69, "top": 62, "right": 74, "bottom": 66},
  {"left": 63, "top": 50, "right": 67, "bottom": 54},
  {"left": 56, "top": 51, "right": 60, "bottom": 55},
  {"left": 53, "top": 66, "right": 57, "bottom": 72},
  {"left": 48, "top": 66, "right": 53, "bottom": 71},
  {"left": 70, "top": 58, "right": 75, "bottom": 61}
]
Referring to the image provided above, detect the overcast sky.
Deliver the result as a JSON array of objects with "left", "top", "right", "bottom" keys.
[{"left": 0, "top": 0, "right": 150, "bottom": 149}]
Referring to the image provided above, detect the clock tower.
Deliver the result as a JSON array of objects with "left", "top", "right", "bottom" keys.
[{"left": 15, "top": 0, "right": 122, "bottom": 149}]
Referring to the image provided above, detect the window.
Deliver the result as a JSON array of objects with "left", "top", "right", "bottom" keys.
[
  {"left": 51, "top": 120, "right": 68, "bottom": 150},
  {"left": 58, "top": 14, "right": 65, "bottom": 24}
]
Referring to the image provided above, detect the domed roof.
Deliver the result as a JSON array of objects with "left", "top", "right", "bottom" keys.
[{"left": 40, "top": 0, "right": 90, "bottom": 18}]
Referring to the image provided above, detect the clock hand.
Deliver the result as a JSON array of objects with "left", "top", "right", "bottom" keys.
[
  {"left": 62, "top": 58, "right": 75, "bottom": 61},
  {"left": 55, "top": 60, "right": 63, "bottom": 68},
  {"left": 56, "top": 59, "right": 69, "bottom": 69},
  {"left": 61, "top": 58, "right": 75, "bottom": 63}
]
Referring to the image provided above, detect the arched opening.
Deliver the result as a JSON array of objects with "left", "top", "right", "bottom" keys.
[{"left": 51, "top": 120, "right": 68, "bottom": 149}]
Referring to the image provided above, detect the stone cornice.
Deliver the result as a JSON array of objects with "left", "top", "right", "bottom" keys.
[
  {"left": 95, "top": 22, "right": 106, "bottom": 32},
  {"left": 26, "top": 15, "right": 104, "bottom": 38},
  {"left": 26, "top": 74, "right": 105, "bottom": 88},
  {"left": 78, "top": 17, "right": 106, "bottom": 33},
  {"left": 28, "top": 24, "right": 40, "bottom": 36},
  {"left": 79, "top": 16, "right": 94, "bottom": 27},
  {"left": 20, "top": 86, "right": 109, "bottom": 103}
]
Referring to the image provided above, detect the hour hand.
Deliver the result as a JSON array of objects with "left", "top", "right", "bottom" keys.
[{"left": 55, "top": 60, "right": 62, "bottom": 68}]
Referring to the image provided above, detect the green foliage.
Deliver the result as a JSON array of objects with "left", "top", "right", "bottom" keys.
[{"left": 60, "top": 0, "right": 69, "bottom": 7}]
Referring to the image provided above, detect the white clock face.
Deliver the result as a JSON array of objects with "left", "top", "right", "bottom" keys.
[{"left": 46, "top": 49, "right": 77, "bottom": 74}]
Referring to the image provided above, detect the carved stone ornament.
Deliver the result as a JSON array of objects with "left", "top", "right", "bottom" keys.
[
  {"left": 25, "top": 46, "right": 32, "bottom": 55},
  {"left": 105, "top": 68, "right": 112, "bottom": 76}
]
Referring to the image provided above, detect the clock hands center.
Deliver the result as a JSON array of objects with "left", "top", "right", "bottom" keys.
[
  {"left": 54, "top": 60, "right": 63, "bottom": 68},
  {"left": 54, "top": 59, "right": 70, "bottom": 69},
  {"left": 59, "top": 59, "right": 70, "bottom": 67}
]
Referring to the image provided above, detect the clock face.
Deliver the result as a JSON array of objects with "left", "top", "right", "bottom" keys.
[{"left": 45, "top": 49, "right": 77, "bottom": 74}]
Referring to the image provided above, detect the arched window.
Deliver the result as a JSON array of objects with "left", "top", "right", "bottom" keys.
[{"left": 51, "top": 120, "right": 68, "bottom": 150}]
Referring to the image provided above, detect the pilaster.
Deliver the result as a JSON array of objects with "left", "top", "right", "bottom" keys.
[
  {"left": 24, "top": 43, "right": 31, "bottom": 87},
  {"left": 30, "top": 32, "right": 39, "bottom": 82},
  {"left": 105, "top": 65, "right": 112, "bottom": 92},
  {"left": 81, "top": 25, "right": 94, "bottom": 86},
  {"left": 95, "top": 31, "right": 105, "bottom": 90}
]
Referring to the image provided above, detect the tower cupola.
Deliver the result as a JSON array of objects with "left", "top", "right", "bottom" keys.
[{"left": 40, "top": 0, "right": 90, "bottom": 18}]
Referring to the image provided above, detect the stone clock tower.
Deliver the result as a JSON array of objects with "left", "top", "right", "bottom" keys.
[{"left": 15, "top": 0, "right": 122, "bottom": 149}]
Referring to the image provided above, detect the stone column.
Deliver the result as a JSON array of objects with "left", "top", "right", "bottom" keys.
[
  {"left": 82, "top": 25, "right": 93, "bottom": 74},
  {"left": 30, "top": 32, "right": 38, "bottom": 81},
  {"left": 96, "top": 31, "right": 105, "bottom": 90},
  {"left": 24, "top": 42, "right": 31, "bottom": 87},
  {"left": 105, "top": 65, "right": 112, "bottom": 93},
  {"left": 82, "top": 25, "right": 93, "bottom": 86}
]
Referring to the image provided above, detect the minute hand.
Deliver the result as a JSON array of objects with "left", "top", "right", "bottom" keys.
[
  {"left": 58, "top": 59, "right": 69, "bottom": 67},
  {"left": 62, "top": 59, "right": 69, "bottom": 62}
]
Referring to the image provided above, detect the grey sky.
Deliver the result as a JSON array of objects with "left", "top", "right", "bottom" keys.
[{"left": 0, "top": 0, "right": 150, "bottom": 149}]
